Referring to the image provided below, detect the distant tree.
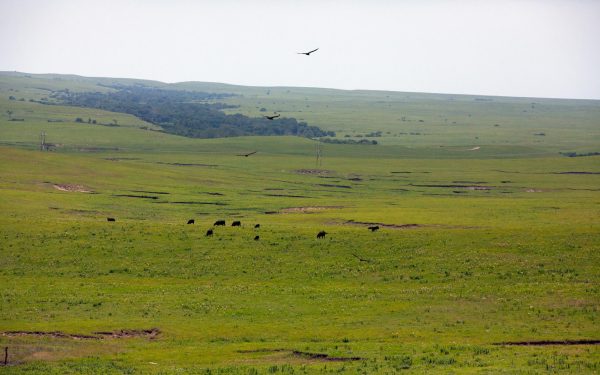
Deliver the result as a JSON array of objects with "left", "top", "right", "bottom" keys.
[
  {"left": 8, "top": 96, "right": 16, "bottom": 100},
  {"left": 75, "top": 117, "right": 84, "bottom": 123}
]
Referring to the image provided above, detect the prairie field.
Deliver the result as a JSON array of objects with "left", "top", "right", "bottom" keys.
[{"left": 0, "top": 72, "right": 599, "bottom": 374}]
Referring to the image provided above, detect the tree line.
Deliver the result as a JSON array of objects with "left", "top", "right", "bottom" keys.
[{"left": 57, "top": 86, "right": 334, "bottom": 139}]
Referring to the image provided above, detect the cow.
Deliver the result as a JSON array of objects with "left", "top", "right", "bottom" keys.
[
  {"left": 107, "top": 217, "right": 116, "bottom": 222},
  {"left": 254, "top": 224, "right": 260, "bottom": 229},
  {"left": 232, "top": 221, "right": 241, "bottom": 227},
  {"left": 254, "top": 235, "right": 260, "bottom": 241},
  {"left": 206, "top": 229, "right": 213, "bottom": 237},
  {"left": 187, "top": 219, "right": 195, "bottom": 224},
  {"left": 214, "top": 220, "right": 226, "bottom": 226},
  {"left": 368, "top": 225, "right": 379, "bottom": 232},
  {"left": 317, "top": 230, "right": 327, "bottom": 239}
]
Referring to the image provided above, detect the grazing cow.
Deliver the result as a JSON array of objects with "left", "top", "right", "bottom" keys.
[
  {"left": 187, "top": 219, "right": 195, "bottom": 224},
  {"left": 368, "top": 225, "right": 379, "bottom": 232},
  {"left": 206, "top": 229, "right": 213, "bottom": 236},
  {"left": 254, "top": 224, "right": 260, "bottom": 229},
  {"left": 254, "top": 235, "right": 260, "bottom": 241},
  {"left": 232, "top": 221, "right": 241, "bottom": 227},
  {"left": 317, "top": 230, "right": 327, "bottom": 239},
  {"left": 214, "top": 220, "right": 226, "bottom": 226},
  {"left": 107, "top": 217, "right": 116, "bottom": 222}
]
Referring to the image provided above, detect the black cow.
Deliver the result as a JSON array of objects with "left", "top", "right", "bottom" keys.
[
  {"left": 368, "top": 225, "right": 379, "bottom": 232},
  {"left": 317, "top": 230, "right": 327, "bottom": 239},
  {"left": 214, "top": 220, "right": 226, "bottom": 226},
  {"left": 254, "top": 235, "right": 260, "bottom": 241},
  {"left": 254, "top": 224, "right": 260, "bottom": 229},
  {"left": 232, "top": 221, "right": 241, "bottom": 227},
  {"left": 187, "top": 219, "right": 195, "bottom": 224},
  {"left": 206, "top": 229, "right": 213, "bottom": 236},
  {"left": 107, "top": 217, "right": 116, "bottom": 222}
]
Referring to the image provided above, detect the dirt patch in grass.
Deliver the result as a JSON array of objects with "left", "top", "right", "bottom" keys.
[
  {"left": 53, "top": 184, "right": 93, "bottom": 193},
  {"left": 317, "top": 184, "right": 352, "bottom": 189},
  {"left": 2, "top": 328, "right": 160, "bottom": 340},
  {"left": 264, "top": 194, "right": 313, "bottom": 198},
  {"left": 494, "top": 339, "right": 600, "bottom": 346},
  {"left": 296, "top": 169, "right": 334, "bottom": 176},
  {"left": 132, "top": 190, "right": 169, "bottom": 195},
  {"left": 525, "top": 189, "right": 543, "bottom": 193},
  {"left": 159, "top": 201, "right": 228, "bottom": 206},
  {"left": 345, "top": 220, "right": 421, "bottom": 229},
  {"left": 344, "top": 220, "right": 478, "bottom": 230},
  {"left": 114, "top": 194, "right": 159, "bottom": 199},
  {"left": 411, "top": 183, "right": 493, "bottom": 190},
  {"left": 554, "top": 171, "right": 600, "bottom": 175},
  {"left": 291, "top": 350, "right": 362, "bottom": 362},
  {"left": 2, "top": 331, "right": 99, "bottom": 340},
  {"left": 235, "top": 349, "right": 362, "bottom": 362},
  {"left": 103, "top": 157, "right": 140, "bottom": 161},
  {"left": 156, "top": 162, "right": 218, "bottom": 167},
  {"left": 77, "top": 147, "right": 119, "bottom": 152},
  {"left": 280, "top": 206, "right": 344, "bottom": 214},
  {"left": 93, "top": 328, "right": 160, "bottom": 339},
  {"left": 236, "top": 348, "right": 287, "bottom": 353}
]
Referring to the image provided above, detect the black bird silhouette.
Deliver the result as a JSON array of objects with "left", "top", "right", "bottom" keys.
[
  {"left": 298, "top": 48, "right": 319, "bottom": 56},
  {"left": 237, "top": 151, "right": 257, "bottom": 157},
  {"left": 264, "top": 114, "right": 280, "bottom": 120}
]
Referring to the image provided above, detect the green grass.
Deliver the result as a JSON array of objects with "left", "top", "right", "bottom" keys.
[{"left": 0, "top": 72, "right": 599, "bottom": 374}]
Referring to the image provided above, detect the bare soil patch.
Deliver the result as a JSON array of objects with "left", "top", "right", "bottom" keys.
[
  {"left": 160, "top": 201, "right": 228, "bottom": 206},
  {"left": 345, "top": 220, "right": 421, "bottom": 229},
  {"left": 525, "top": 189, "right": 543, "bottom": 193},
  {"left": 2, "top": 331, "right": 99, "bottom": 340},
  {"left": 411, "top": 183, "right": 493, "bottom": 190},
  {"left": 296, "top": 169, "right": 334, "bottom": 176},
  {"left": 291, "top": 350, "right": 362, "bottom": 362},
  {"left": 2, "top": 328, "right": 160, "bottom": 340},
  {"left": 53, "top": 184, "right": 92, "bottom": 193},
  {"left": 236, "top": 348, "right": 287, "bottom": 354},
  {"left": 264, "top": 194, "right": 312, "bottom": 198},
  {"left": 77, "top": 147, "right": 119, "bottom": 152},
  {"left": 554, "top": 171, "right": 600, "bottom": 175},
  {"left": 93, "top": 328, "right": 160, "bottom": 339},
  {"left": 280, "top": 206, "right": 344, "bottom": 214},
  {"left": 132, "top": 190, "right": 169, "bottom": 195},
  {"left": 114, "top": 194, "right": 159, "bottom": 199},
  {"left": 317, "top": 183, "right": 352, "bottom": 189},
  {"left": 103, "top": 157, "right": 140, "bottom": 161},
  {"left": 494, "top": 339, "right": 600, "bottom": 346},
  {"left": 156, "top": 162, "right": 218, "bottom": 167}
]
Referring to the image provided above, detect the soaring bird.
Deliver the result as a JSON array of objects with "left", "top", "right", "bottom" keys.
[
  {"left": 237, "top": 151, "right": 257, "bottom": 157},
  {"left": 264, "top": 114, "right": 280, "bottom": 120},
  {"left": 298, "top": 48, "right": 319, "bottom": 56}
]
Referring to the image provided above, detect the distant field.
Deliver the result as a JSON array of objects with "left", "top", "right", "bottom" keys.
[{"left": 0, "top": 72, "right": 599, "bottom": 374}]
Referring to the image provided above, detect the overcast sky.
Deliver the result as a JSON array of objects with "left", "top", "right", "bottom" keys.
[{"left": 1, "top": 0, "right": 599, "bottom": 99}]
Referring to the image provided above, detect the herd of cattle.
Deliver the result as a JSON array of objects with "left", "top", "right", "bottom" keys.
[{"left": 106, "top": 217, "right": 380, "bottom": 239}]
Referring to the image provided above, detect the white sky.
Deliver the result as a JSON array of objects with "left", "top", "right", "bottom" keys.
[{"left": 1, "top": 0, "right": 599, "bottom": 99}]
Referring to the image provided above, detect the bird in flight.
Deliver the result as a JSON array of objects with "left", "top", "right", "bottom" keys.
[
  {"left": 237, "top": 151, "right": 257, "bottom": 157},
  {"left": 298, "top": 48, "right": 319, "bottom": 56},
  {"left": 264, "top": 114, "right": 280, "bottom": 120}
]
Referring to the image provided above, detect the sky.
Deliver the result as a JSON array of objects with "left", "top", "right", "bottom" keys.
[{"left": 1, "top": 0, "right": 599, "bottom": 99}]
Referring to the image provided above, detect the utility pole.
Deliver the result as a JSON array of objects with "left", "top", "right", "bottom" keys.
[
  {"left": 315, "top": 139, "right": 322, "bottom": 167},
  {"left": 40, "top": 131, "right": 46, "bottom": 151}
]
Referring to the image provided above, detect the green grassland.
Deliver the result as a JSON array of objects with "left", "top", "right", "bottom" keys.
[{"left": 0, "top": 72, "right": 599, "bottom": 374}]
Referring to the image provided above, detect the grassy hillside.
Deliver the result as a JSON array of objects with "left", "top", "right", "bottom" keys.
[{"left": 0, "top": 72, "right": 599, "bottom": 374}]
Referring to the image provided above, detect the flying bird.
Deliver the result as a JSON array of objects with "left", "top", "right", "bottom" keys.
[
  {"left": 298, "top": 48, "right": 319, "bottom": 56},
  {"left": 237, "top": 151, "right": 257, "bottom": 157},
  {"left": 264, "top": 114, "right": 280, "bottom": 120}
]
